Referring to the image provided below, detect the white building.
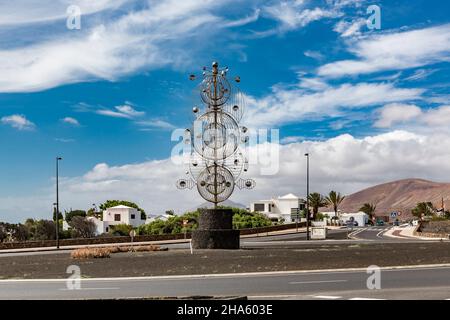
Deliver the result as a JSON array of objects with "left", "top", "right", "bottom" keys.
[
  {"left": 250, "top": 193, "right": 306, "bottom": 223},
  {"left": 321, "top": 211, "right": 368, "bottom": 226},
  {"left": 145, "top": 213, "right": 173, "bottom": 223},
  {"left": 87, "top": 205, "right": 146, "bottom": 235}
]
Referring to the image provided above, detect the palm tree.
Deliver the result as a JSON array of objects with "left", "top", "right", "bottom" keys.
[
  {"left": 359, "top": 203, "right": 377, "bottom": 224},
  {"left": 412, "top": 202, "right": 435, "bottom": 220},
  {"left": 308, "top": 193, "right": 328, "bottom": 220},
  {"left": 325, "top": 191, "right": 345, "bottom": 220}
]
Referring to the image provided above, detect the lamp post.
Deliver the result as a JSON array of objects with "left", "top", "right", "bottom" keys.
[
  {"left": 55, "top": 156, "right": 62, "bottom": 249},
  {"left": 305, "top": 153, "right": 310, "bottom": 240}
]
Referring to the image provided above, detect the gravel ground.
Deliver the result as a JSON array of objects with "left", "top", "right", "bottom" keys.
[{"left": 1, "top": 242, "right": 450, "bottom": 279}]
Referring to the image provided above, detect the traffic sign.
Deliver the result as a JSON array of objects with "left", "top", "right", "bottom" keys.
[{"left": 390, "top": 212, "right": 397, "bottom": 218}]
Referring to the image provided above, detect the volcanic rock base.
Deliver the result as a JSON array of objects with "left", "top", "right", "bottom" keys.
[{"left": 191, "top": 208, "right": 240, "bottom": 249}]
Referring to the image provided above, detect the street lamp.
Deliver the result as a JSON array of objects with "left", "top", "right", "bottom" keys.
[
  {"left": 55, "top": 156, "right": 62, "bottom": 249},
  {"left": 305, "top": 153, "right": 310, "bottom": 240}
]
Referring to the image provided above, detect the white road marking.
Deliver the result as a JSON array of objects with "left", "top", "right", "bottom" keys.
[
  {"left": 349, "top": 297, "right": 386, "bottom": 300},
  {"left": 312, "top": 295, "right": 342, "bottom": 299},
  {"left": 59, "top": 287, "right": 120, "bottom": 291},
  {"left": 2, "top": 264, "right": 450, "bottom": 283},
  {"left": 377, "top": 229, "right": 387, "bottom": 238},
  {"left": 289, "top": 280, "right": 347, "bottom": 285}
]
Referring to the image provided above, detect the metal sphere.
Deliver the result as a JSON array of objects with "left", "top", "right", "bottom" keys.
[
  {"left": 197, "top": 166, "right": 235, "bottom": 203},
  {"left": 192, "top": 106, "right": 199, "bottom": 113}
]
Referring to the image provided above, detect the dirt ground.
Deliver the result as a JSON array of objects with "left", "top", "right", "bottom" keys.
[{"left": 1, "top": 242, "right": 450, "bottom": 279}]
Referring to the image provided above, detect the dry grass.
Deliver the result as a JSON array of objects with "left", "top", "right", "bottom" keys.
[
  {"left": 71, "top": 244, "right": 163, "bottom": 259},
  {"left": 71, "top": 247, "right": 111, "bottom": 259}
]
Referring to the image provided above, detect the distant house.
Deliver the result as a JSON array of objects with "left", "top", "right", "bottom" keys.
[
  {"left": 250, "top": 193, "right": 306, "bottom": 223},
  {"left": 145, "top": 213, "right": 174, "bottom": 223},
  {"left": 87, "top": 205, "right": 146, "bottom": 235}
]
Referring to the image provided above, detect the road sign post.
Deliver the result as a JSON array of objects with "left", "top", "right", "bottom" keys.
[
  {"left": 129, "top": 229, "right": 136, "bottom": 243},
  {"left": 183, "top": 219, "right": 188, "bottom": 239}
]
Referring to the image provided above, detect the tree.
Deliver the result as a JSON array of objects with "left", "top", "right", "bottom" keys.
[
  {"left": 34, "top": 220, "right": 56, "bottom": 240},
  {"left": 99, "top": 200, "right": 147, "bottom": 220},
  {"left": 10, "top": 223, "right": 29, "bottom": 241},
  {"left": 0, "top": 223, "right": 7, "bottom": 243},
  {"left": 65, "top": 210, "right": 86, "bottom": 223},
  {"left": 325, "top": 191, "right": 345, "bottom": 219},
  {"left": 68, "top": 216, "right": 96, "bottom": 238},
  {"left": 86, "top": 208, "right": 102, "bottom": 220},
  {"left": 412, "top": 202, "right": 435, "bottom": 220},
  {"left": 359, "top": 203, "right": 377, "bottom": 222},
  {"left": 308, "top": 193, "right": 328, "bottom": 220},
  {"left": 52, "top": 208, "right": 63, "bottom": 221}
]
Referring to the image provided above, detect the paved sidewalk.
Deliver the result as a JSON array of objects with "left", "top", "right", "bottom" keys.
[{"left": 384, "top": 225, "right": 448, "bottom": 241}]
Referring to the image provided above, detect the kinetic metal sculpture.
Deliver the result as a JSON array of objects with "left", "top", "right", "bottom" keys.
[{"left": 177, "top": 61, "right": 254, "bottom": 207}]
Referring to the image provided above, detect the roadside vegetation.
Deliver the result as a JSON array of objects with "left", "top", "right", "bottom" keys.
[{"left": 0, "top": 203, "right": 272, "bottom": 243}]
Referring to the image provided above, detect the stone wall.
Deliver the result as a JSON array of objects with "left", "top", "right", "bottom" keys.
[
  {"left": 414, "top": 221, "right": 450, "bottom": 239},
  {"left": 0, "top": 222, "right": 307, "bottom": 250}
]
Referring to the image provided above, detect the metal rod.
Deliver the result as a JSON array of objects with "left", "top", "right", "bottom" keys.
[
  {"left": 56, "top": 157, "right": 60, "bottom": 249},
  {"left": 305, "top": 153, "right": 310, "bottom": 241}
]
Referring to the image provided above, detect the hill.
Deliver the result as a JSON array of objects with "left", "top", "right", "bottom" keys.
[{"left": 339, "top": 178, "right": 450, "bottom": 216}]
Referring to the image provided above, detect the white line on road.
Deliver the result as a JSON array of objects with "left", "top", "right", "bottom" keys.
[
  {"left": 312, "top": 295, "right": 342, "bottom": 299},
  {"left": 59, "top": 287, "right": 120, "bottom": 291},
  {"left": 289, "top": 280, "right": 347, "bottom": 285},
  {"left": 349, "top": 297, "right": 386, "bottom": 300},
  {"left": 377, "top": 229, "right": 387, "bottom": 238},
  {"left": 2, "top": 263, "right": 450, "bottom": 283}
]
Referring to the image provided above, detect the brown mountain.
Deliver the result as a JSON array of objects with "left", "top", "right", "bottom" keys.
[{"left": 339, "top": 179, "right": 450, "bottom": 216}]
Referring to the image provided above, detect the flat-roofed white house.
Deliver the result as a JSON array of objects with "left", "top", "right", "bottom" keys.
[
  {"left": 250, "top": 193, "right": 306, "bottom": 223},
  {"left": 87, "top": 205, "right": 146, "bottom": 235}
]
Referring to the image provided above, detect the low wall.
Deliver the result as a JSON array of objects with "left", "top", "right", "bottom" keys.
[
  {"left": 0, "top": 222, "right": 306, "bottom": 250},
  {"left": 414, "top": 221, "right": 450, "bottom": 239}
]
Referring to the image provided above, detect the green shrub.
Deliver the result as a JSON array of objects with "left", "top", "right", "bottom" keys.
[{"left": 109, "top": 224, "right": 133, "bottom": 236}]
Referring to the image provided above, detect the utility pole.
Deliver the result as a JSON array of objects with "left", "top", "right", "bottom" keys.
[
  {"left": 56, "top": 156, "right": 62, "bottom": 249},
  {"left": 305, "top": 153, "right": 310, "bottom": 240}
]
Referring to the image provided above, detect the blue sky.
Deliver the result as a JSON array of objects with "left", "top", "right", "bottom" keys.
[{"left": 0, "top": 0, "right": 450, "bottom": 222}]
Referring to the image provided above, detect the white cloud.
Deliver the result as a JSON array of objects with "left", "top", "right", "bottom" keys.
[
  {"left": 6, "top": 129, "right": 450, "bottom": 222},
  {"left": 304, "top": 50, "right": 325, "bottom": 61},
  {"left": 374, "top": 104, "right": 450, "bottom": 128},
  {"left": 374, "top": 103, "right": 422, "bottom": 128},
  {"left": 422, "top": 106, "right": 450, "bottom": 126},
  {"left": 114, "top": 105, "right": 145, "bottom": 117},
  {"left": 333, "top": 18, "right": 366, "bottom": 37},
  {"left": 96, "top": 104, "right": 145, "bottom": 119},
  {"left": 245, "top": 82, "right": 423, "bottom": 127},
  {"left": 1, "top": 114, "right": 35, "bottom": 130},
  {"left": 136, "top": 119, "right": 176, "bottom": 131},
  {"left": 318, "top": 24, "right": 450, "bottom": 77},
  {"left": 61, "top": 117, "right": 80, "bottom": 126},
  {"left": 0, "top": 0, "right": 230, "bottom": 92},
  {"left": 223, "top": 9, "right": 260, "bottom": 28},
  {"left": 263, "top": 1, "right": 339, "bottom": 31},
  {"left": 0, "top": 0, "right": 129, "bottom": 26},
  {"left": 404, "top": 69, "right": 438, "bottom": 82}
]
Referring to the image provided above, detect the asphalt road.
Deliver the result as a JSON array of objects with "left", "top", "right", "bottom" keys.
[
  {"left": 348, "top": 226, "right": 390, "bottom": 240},
  {"left": 1, "top": 265, "right": 450, "bottom": 300}
]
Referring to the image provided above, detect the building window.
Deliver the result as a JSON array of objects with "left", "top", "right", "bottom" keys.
[
  {"left": 268, "top": 204, "right": 271, "bottom": 212},
  {"left": 254, "top": 203, "right": 265, "bottom": 212},
  {"left": 106, "top": 227, "right": 109, "bottom": 232},
  {"left": 131, "top": 214, "right": 135, "bottom": 219},
  {"left": 114, "top": 214, "right": 120, "bottom": 221}
]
